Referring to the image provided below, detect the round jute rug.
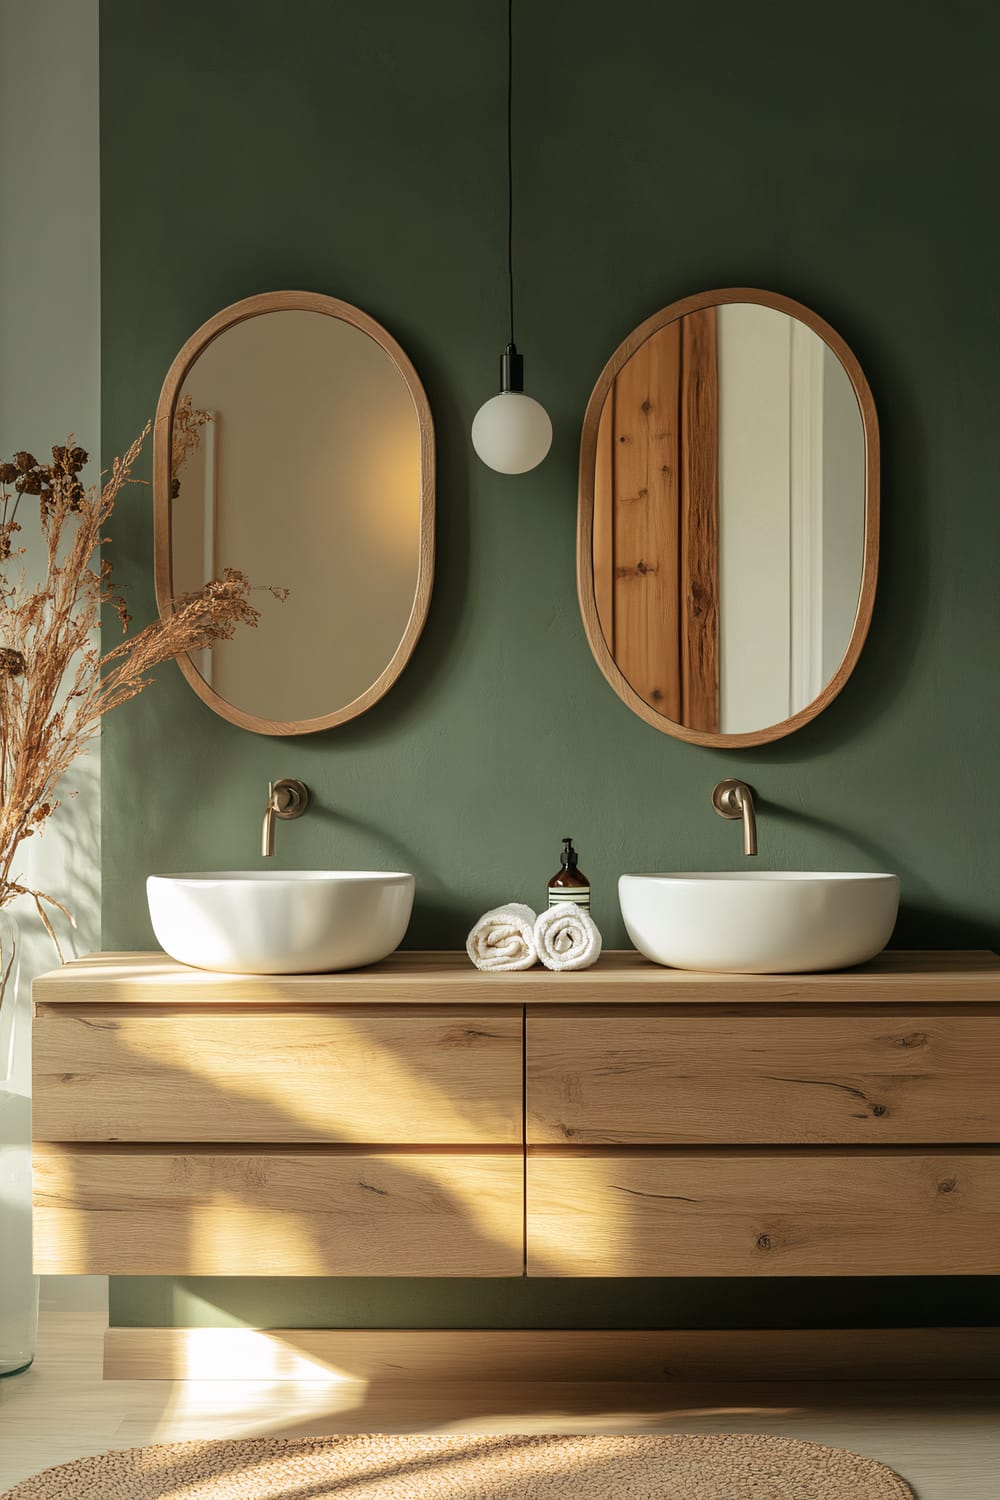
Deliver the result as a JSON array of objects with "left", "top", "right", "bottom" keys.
[{"left": 1, "top": 1432, "right": 914, "bottom": 1499}]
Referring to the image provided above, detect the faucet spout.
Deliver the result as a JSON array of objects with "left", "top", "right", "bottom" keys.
[
  {"left": 260, "top": 778, "right": 310, "bottom": 858},
  {"left": 262, "top": 784, "right": 278, "bottom": 858},
  {"left": 712, "top": 779, "right": 758, "bottom": 857}
]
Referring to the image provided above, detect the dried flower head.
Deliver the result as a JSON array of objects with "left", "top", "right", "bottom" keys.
[
  {"left": 51, "top": 445, "right": 88, "bottom": 475},
  {"left": 171, "top": 395, "right": 213, "bottom": 494},
  {"left": 0, "top": 519, "right": 20, "bottom": 562},
  {"left": 15, "top": 469, "right": 44, "bottom": 496},
  {"left": 1, "top": 424, "right": 258, "bottom": 967}
]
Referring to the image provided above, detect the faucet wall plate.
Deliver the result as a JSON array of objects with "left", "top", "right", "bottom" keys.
[
  {"left": 270, "top": 778, "right": 309, "bottom": 820},
  {"left": 712, "top": 779, "right": 752, "bottom": 820}
]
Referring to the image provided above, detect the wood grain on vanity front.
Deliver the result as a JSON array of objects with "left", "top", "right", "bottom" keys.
[
  {"left": 34, "top": 1007, "right": 522, "bottom": 1143},
  {"left": 32, "top": 950, "right": 1000, "bottom": 1280},
  {"left": 526, "top": 1149, "right": 1000, "bottom": 1277},
  {"left": 33, "top": 1147, "right": 523, "bottom": 1276},
  {"left": 526, "top": 1009, "right": 1000, "bottom": 1144}
]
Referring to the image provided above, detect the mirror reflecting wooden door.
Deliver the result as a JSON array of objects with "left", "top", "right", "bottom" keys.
[{"left": 579, "top": 288, "right": 878, "bottom": 747}]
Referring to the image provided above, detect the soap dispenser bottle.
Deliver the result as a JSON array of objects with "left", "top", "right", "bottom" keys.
[{"left": 548, "top": 837, "right": 590, "bottom": 910}]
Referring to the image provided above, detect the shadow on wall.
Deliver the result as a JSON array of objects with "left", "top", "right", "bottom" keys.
[
  {"left": 306, "top": 798, "right": 469, "bottom": 946},
  {"left": 893, "top": 904, "right": 999, "bottom": 951},
  {"left": 753, "top": 795, "right": 907, "bottom": 876},
  {"left": 740, "top": 796, "right": 997, "bottom": 950}
]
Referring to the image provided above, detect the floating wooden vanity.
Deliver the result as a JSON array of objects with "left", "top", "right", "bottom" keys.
[{"left": 32, "top": 950, "right": 1000, "bottom": 1280}]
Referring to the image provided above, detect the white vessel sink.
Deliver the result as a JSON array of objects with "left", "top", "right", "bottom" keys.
[
  {"left": 619, "top": 871, "right": 900, "bottom": 974},
  {"left": 147, "top": 870, "right": 414, "bottom": 975}
]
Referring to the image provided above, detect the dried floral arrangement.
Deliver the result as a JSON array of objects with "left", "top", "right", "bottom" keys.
[
  {"left": 0, "top": 424, "right": 259, "bottom": 979},
  {"left": 171, "top": 393, "right": 213, "bottom": 498}
]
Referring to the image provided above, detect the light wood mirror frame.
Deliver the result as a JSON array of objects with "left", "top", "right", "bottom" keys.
[
  {"left": 153, "top": 290, "right": 435, "bottom": 736},
  {"left": 577, "top": 287, "right": 879, "bottom": 748}
]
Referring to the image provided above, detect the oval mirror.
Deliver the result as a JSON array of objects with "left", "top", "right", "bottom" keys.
[
  {"left": 154, "top": 291, "right": 434, "bottom": 735},
  {"left": 578, "top": 288, "right": 878, "bottom": 747}
]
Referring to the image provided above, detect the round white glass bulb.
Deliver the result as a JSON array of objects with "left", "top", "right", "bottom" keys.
[{"left": 471, "top": 391, "right": 553, "bottom": 474}]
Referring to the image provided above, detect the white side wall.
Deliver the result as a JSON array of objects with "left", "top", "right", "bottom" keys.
[
  {"left": 716, "top": 306, "right": 864, "bottom": 735},
  {"left": 0, "top": 0, "right": 105, "bottom": 1314},
  {"left": 717, "top": 303, "right": 793, "bottom": 734}
]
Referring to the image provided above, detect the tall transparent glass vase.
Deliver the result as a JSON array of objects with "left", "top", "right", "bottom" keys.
[{"left": 0, "top": 907, "right": 38, "bottom": 1376}]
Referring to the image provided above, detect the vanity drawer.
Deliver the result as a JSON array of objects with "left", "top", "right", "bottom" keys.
[
  {"left": 33, "top": 1006, "right": 522, "bottom": 1144},
  {"left": 526, "top": 1149, "right": 1000, "bottom": 1277},
  {"left": 32, "top": 1147, "right": 523, "bottom": 1276},
  {"left": 526, "top": 1007, "right": 1000, "bottom": 1144}
]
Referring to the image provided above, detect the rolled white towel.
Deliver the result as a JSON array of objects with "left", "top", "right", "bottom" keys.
[
  {"left": 466, "top": 903, "right": 538, "bottom": 971},
  {"left": 535, "top": 902, "right": 602, "bottom": 971}
]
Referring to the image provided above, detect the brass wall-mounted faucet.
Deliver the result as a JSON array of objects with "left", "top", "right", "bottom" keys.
[
  {"left": 261, "top": 778, "right": 309, "bottom": 858},
  {"left": 712, "top": 779, "right": 758, "bottom": 857}
]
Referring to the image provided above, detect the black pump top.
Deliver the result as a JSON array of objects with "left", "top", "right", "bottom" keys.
[{"left": 560, "top": 837, "right": 578, "bottom": 868}]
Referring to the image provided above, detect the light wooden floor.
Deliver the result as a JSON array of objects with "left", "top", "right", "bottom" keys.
[{"left": 1, "top": 1314, "right": 998, "bottom": 1497}]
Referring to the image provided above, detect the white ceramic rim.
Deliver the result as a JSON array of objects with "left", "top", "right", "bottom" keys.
[
  {"left": 619, "top": 871, "right": 899, "bottom": 885},
  {"left": 148, "top": 871, "right": 414, "bottom": 885}
]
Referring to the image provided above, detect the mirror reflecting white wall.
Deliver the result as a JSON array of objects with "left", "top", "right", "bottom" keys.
[
  {"left": 716, "top": 304, "right": 864, "bottom": 734},
  {"left": 156, "top": 293, "right": 434, "bottom": 735}
]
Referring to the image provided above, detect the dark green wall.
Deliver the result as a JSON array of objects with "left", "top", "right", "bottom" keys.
[{"left": 101, "top": 0, "right": 1000, "bottom": 1329}]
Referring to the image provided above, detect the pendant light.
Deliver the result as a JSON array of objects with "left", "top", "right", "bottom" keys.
[{"left": 471, "top": 0, "right": 552, "bottom": 474}]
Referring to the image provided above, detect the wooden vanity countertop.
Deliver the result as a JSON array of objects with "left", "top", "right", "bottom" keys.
[{"left": 31, "top": 949, "right": 1000, "bottom": 1006}]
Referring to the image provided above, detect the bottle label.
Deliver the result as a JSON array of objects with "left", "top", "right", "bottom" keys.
[{"left": 549, "top": 887, "right": 590, "bottom": 910}]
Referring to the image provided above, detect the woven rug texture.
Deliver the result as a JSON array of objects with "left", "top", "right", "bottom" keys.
[{"left": 1, "top": 1432, "right": 915, "bottom": 1498}]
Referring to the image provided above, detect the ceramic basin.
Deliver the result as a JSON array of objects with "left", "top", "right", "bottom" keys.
[
  {"left": 147, "top": 870, "right": 414, "bottom": 975},
  {"left": 619, "top": 871, "right": 900, "bottom": 973}
]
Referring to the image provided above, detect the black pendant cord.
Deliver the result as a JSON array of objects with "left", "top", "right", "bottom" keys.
[
  {"left": 498, "top": 0, "right": 524, "bottom": 395},
  {"left": 506, "top": 0, "right": 515, "bottom": 350}
]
